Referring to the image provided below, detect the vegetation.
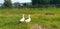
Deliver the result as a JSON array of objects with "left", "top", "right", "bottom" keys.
[
  {"left": 0, "top": 0, "right": 60, "bottom": 29},
  {"left": 13, "top": 2, "right": 20, "bottom": 7},
  {"left": 0, "top": 0, "right": 60, "bottom": 8},
  {"left": 31, "top": 0, "right": 60, "bottom": 5},
  {"left": 0, "top": 8, "right": 60, "bottom": 29},
  {"left": 4, "top": 0, "right": 12, "bottom": 7}
]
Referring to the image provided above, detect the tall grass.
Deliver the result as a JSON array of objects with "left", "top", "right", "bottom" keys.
[{"left": 0, "top": 8, "right": 60, "bottom": 29}]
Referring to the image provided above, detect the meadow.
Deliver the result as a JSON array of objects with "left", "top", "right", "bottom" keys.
[{"left": 0, "top": 8, "right": 60, "bottom": 29}]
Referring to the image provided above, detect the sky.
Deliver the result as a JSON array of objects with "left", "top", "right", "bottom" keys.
[{"left": 0, "top": 0, "right": 31, "bottom": 3}]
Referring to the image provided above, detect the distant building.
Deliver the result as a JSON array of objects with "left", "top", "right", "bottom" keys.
[
  {"left": 20, "top": 2, "right": 32, "bottom": 6},
  {"left": 12, "top": 2, "right": 32, "bottom": 7}
]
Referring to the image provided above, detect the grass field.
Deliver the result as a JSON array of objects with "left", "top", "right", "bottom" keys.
[{"left": 0, "top": 8, "right": 60, "bottom": 29}]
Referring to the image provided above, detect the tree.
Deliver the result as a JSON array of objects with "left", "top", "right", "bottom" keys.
[
  {"left": 4, "top": 0, "right": 12, "bottom": 7},
  {"left": 23, "top": 3, "right": 27, "bottom": 6},
  {"left": 31, "top": 0, "right": 37, "bottom": 5},
  {"left": 31, "top": 0, "right": 60, "bottom": 5},
  {"left": 43, "top": 0, "right": 51, "bottom": 4},
  {"left": 31, "top": 0, "right": 46, "bottom": 5},
  {"left": 55, "top": 0, "right": 60, "bottom": 4},
  {"left": 50, "top": 0, "right": 60, "bottom": 4},
  {"left": 14, "top": 2, "right": 20, "bottom": 7}
]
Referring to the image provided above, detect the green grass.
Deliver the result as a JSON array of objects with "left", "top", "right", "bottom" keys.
[{"left": 0, "top": 8, "right": 60, "bottom": 29}]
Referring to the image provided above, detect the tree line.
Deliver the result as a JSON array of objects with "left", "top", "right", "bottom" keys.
[
  {"left": 32, "top": 0, "right": 60, "bottom": 5},
  {"left": 31, "top": 0, "right": 60, "bottom": 8},
  {"left": 0, "top": 0, "right": 60, "bottom": 8}
]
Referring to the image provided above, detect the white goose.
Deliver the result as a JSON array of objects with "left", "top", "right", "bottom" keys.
[
  {"left": 20, "top": 14, "right": 25, "bottom": 23},
  {"left": 25, "top": 14, "right": 31, "bottom": 23}
]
